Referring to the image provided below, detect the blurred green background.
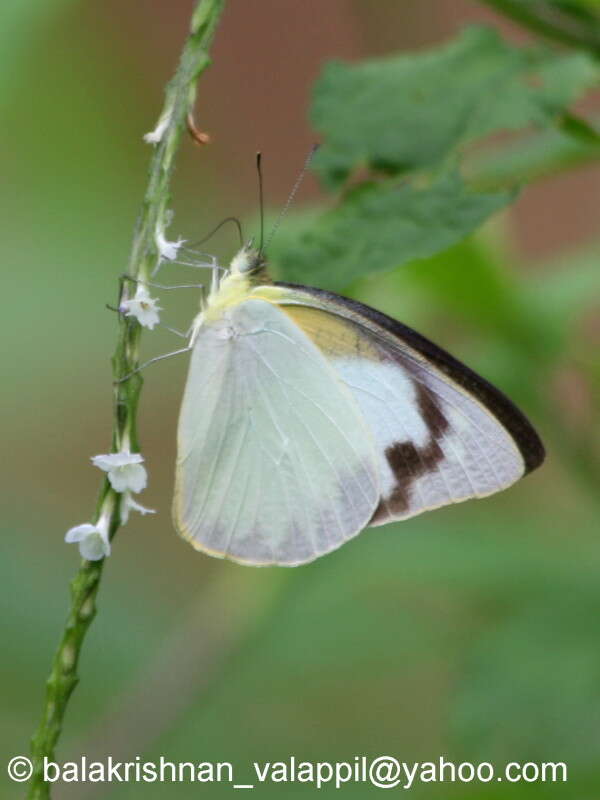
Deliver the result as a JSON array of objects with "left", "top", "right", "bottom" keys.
[{"left": 2, "top": 1, "right": 599, "bottom": 798}]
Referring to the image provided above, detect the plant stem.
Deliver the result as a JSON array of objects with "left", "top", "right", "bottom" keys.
[
  {"left": 26, "top": 2, "right": 225, "bottom": 797},
  {"left": 481, "top": 0, "right": 600, "bottom": 57}
]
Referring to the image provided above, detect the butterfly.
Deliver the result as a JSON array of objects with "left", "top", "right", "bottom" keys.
[{"left": 172, "top": 243, "right": 544, "bottom": 567}]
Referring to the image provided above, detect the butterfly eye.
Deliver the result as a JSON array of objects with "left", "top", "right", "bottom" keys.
[
  {"left": 243, "top": 253, "right": 266, "bottom": 273},
  {"left": 230, "top": 245, "right": 265, "bottom": 274}
]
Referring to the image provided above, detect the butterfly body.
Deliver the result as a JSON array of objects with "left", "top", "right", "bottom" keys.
[{"left": 173, "top": 246, "right": 544, "bottom": 566}]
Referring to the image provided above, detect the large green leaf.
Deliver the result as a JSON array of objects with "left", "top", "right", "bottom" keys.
[
  {"left": 311, "top": 26, "right": 599, "bottom": 188},
  {"left": 277, "top": 25, "right": 599, "bottom": 290},
  {"left": 274, "top": 173, "right": 513, "bottom": 290}
]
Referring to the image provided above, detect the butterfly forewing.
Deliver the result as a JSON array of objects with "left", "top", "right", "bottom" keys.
[{"left": 265, "top": 284, "right": 544, "bottom": 527}]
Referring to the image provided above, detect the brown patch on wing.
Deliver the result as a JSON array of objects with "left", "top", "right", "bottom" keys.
[
  {"left": 370, "top": 382, "right": 449, "bottom": 524},
  {"left": 416, "top": 381, "right": 449, "bottom": 438}
]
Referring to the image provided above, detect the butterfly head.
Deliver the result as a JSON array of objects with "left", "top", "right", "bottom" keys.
[{"left": 229, "top": 242, "right": 266, "bottom": 276}]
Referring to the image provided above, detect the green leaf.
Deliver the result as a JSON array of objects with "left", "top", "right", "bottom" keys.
[
  {"left": 469, "top": 52, "right": 598, "bottom": 136},
  {"left": 274, "top": 173, "right": 513, "bottom": 291},
  {"left": 469, "top": 122, "right": 600, "bottom": 190},
  {"left": 311, "top": 26, "right": 599, "bottom": 188}
]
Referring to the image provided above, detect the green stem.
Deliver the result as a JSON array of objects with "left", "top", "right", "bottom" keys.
[
  {"left": 480, "top": 0, "right": 600, "bottom": 57},
  {"left": 26, "top": 2, "right": 225, "bottom": 797}
]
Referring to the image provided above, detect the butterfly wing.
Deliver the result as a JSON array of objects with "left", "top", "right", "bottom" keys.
[
  {"left": 263, "top": 283, "right": 544, "bottom": 527},
  {"left": 173, "top": 298, "right": 379, "bottom": 566}
]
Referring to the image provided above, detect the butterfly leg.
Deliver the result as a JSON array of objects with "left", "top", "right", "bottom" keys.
[
  {"left": 176, "top": 249, "right": 226, "bottom": 290},
  {"left": 120, "top": 275, "right": 204, "bottom": 291},
  {"left": 153, "top": 250, "right": 221, "bottom": 274},
  {"left": 115, "top": 345, "right": 193, "bottom": 383},
  {"left": 178, "top": 248, "right": 217, "bottom": 261},
  {"left": 160, "top": 320, "right": 197, "bottom": 339},
  {"left": 151, "top": 249, "right": 226, "bottom": 297}
]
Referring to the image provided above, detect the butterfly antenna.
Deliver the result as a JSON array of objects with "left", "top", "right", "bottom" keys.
[
  {"left": 188, "top": 216, "right": 244, "bottom": 249},
  {"left": 256, "top": 152, "right": 265, "bottom": 254},
  {"left": 264, "top": 143, "right": 319, "bottom": 252}
]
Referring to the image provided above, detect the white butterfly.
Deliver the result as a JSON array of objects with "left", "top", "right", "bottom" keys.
[{"left": 171, "top": 244, "right": 544, "bottom": 566}]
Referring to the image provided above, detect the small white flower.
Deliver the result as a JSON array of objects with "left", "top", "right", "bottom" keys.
[
  {"left": 120, "top": 492, "right": 156, "bottom": 525},
  {"left": 156, "top": 223, "right": 185, "bottom": 263},
  {"left": 143, "top": 109, "right": 172, "bottom": 145},
  {"left": 65, "top": 522, "right": 110, "bottom": 561},
  {"left": 120, "top": 284, "right": 161, "bottom": 330},
  {"left": 92, "top": 452, "right": 148, "bottom": 493}
]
